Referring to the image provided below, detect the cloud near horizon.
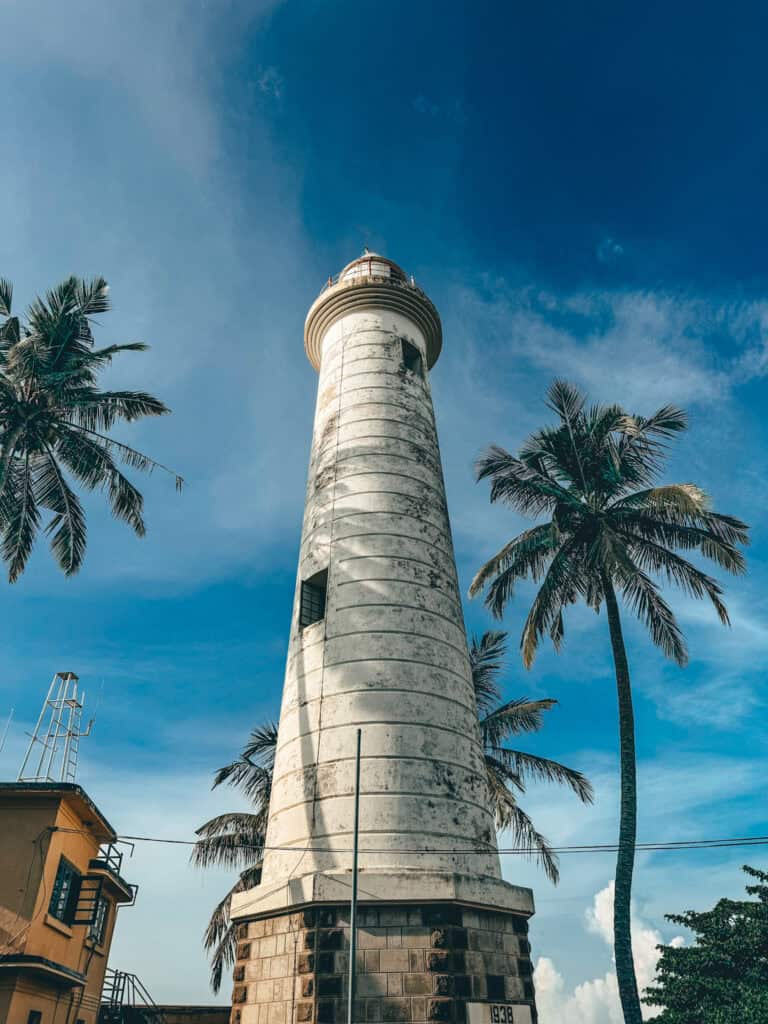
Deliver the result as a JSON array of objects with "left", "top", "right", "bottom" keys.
[{"left": 534, "top": 881, "right": 684, "bottom": 1023}]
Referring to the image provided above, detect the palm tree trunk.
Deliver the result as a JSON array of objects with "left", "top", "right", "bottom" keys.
[{"left": 603, "top": 575, "right": 642, "bottom": 1024}]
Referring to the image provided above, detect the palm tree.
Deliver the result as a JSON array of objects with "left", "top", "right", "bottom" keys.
[
  {"left": 191, "top": 723, "right": 278, "bottom": 993},
  {"left": 468, "top": 379, "right": 748, "bottom": 1024},
  {"left": 0, "top": 275, "right": 181, "bottom": 582},
  {"left": 194, "top": 634, "right": 592, "bottom": 989},
  {"left": 470, "top": 629, "right": 592, "bottom": 883}
]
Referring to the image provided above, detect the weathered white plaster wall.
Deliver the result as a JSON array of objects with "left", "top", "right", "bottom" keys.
[{"left": 232, "top": 263, "right": 534, "bottom": 922}]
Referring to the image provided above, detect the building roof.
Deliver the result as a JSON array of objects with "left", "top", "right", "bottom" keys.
[{"left": 0, "top": 782, "right": 117, "bottom": 841}]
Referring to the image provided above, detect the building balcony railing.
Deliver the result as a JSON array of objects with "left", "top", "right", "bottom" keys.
[
  {"left": 90, "top": 842, "right": 123, "bottom": 876},
  {"left": 88, "top": 843, "right": 137, "bottom": 905}
]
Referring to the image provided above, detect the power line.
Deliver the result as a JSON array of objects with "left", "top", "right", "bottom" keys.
[{"left": 114, "top": 832, "right": 768, "bottom": 855}]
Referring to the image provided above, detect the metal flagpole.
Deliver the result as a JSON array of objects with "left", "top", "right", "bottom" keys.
[{"left": 347, "top": 728, "right": 362, "bottom": 1024}]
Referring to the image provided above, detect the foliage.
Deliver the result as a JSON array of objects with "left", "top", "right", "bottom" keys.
[
  {"left": 644, "top": 866, "right": 768, "bottom": 1024},
  {"left": 0, "top": 276, "right": 181, "bottom": 581},
  {"left": 190, "top": 723, "right": 278, "bottom": 993},
  {"left": 469, "top": 379, "right": 748, "bottom": 1024},
  {"left": 470, "top": 629, "right": 593, "bottom": 883},
  {"left": 469, "top": 379, "right": 747, "bottom": 667}
]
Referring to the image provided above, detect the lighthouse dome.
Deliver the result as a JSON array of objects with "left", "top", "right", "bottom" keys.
[{"left": 339, "top": 251, "right": 408, "bottom": 284}]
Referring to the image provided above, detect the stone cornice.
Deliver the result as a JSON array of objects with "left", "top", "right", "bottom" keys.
[
  {"left": 231, "top": 870, "right": 534, "bottom": 921},
  {"left": 304, "top": 278, "right": 442, "bottom": 371}
]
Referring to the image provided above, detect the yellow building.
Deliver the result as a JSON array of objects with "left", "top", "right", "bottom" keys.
[{"left": 0, "top": 782, "right": 135, "bottom": 1024}]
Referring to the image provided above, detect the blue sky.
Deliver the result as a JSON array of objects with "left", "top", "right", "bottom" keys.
[{"left": 1, "top": 1, "right": 767, "bottom": 1017}]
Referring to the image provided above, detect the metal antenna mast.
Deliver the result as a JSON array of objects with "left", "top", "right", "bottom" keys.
[
  {"left": 0, "top": 708, "right": 14, "bottom": 755},
  {"left": 18, "top": 672, "right": 94, "bottom": 783}
]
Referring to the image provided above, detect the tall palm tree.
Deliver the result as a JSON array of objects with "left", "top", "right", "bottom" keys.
[
  {"left": 0, "top": 275, "right": 181, "bottom": 581},
  {"left": 191, "top": 723, "right": 278, "bottom": 993},
  {"left": 468, "top": 379, "right": 748, "bottom": 1024},
  {"left": 194, "top": 634, "right": 593, "bottom": 989},
  {"left": 470, "top": 629, "right": 592, "bottom": 883}
]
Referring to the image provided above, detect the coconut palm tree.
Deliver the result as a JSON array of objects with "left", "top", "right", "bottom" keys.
[
  {"left": 470, "top": 629, "right": 593, "bottom": 883},
  {"left": 194, "top": 633, "right": 592, "bottom": 989},
  {"left": 0, "top": 275, "right": 181, "bottom": 582},
  {"left": 469, "top": 379, "right": 748, "bottom": 1024},
  {"left": 191, "top": 723, "right": 278, "bottom": 993}
]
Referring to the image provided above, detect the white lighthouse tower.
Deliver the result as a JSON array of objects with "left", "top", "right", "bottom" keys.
[{"left": 230, "top": 254, "right": 537, "bottom": 1024}]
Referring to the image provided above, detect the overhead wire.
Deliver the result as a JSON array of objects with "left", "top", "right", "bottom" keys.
[{"left": 110, "top": 831, "right": 768, "bottom": 855}]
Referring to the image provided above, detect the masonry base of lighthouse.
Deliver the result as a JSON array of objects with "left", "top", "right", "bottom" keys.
[{"left": 230, "top": 901, "right": 537, "bottom": 1024}]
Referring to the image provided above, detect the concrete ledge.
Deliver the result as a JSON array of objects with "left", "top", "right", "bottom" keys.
[{"left": 231, "top": 870, "right": 534, "bottom": 921}]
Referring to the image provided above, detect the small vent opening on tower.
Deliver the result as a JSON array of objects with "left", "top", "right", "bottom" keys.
[
  {"left": 299, "top": 569, "right": 328, "bottom": 629},
  {"left": 401, "top": 338, "right": 423, "bottom": 378}
]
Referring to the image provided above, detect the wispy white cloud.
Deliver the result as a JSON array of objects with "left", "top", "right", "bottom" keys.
[
  {"left": 0, "top": 0, "right": 274, "bottom": 169},
  {"left": 449, "top": 281, "right": 768, "bottom": 409}
]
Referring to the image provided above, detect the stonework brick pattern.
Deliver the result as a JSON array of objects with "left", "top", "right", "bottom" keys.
[{"left": 231, "top": 905, "right": 536, "bottom": 1024}]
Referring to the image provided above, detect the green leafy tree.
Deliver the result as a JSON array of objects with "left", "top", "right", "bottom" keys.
[
  {"left": 191, "top": 723, "right": 277, "bottom": 993},
  {"left": 470, "top": 629, "right": 593, "bottom": 882},
  {"left": 469, "top": 380, "right": 748, "bottom": 1024},
  {"left": 644, "top": 865, "right": 768, "bottom": 1023},
  {"left": 0, "top": 276, "right": 181, "bottom": 581},
  {"left": 194, "top": 633, "right": 593, "bottom": 990}
]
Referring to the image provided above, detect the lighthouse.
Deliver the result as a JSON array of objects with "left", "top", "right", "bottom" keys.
[{"left": 230, "top": 254, "right": 537, "bottom": 1024}]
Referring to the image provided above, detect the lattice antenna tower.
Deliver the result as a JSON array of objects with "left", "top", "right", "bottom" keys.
[{"left": 18, "top": 672, "right": 94, "bottom": 783}]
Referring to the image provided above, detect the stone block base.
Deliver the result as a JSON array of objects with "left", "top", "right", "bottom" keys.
[{"left": 229, "top": 903, "right": 537, "bottom": 1024}]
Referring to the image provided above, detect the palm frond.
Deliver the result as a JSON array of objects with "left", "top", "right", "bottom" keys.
[
  {"left": 2, "top": 456, "right": 41, "bottom": 582},
  {"left": 66, "top": 424, "right": 183, "bottom": 490},
  {"left": 240, "top": 721, "right": 280, "bottom": 767},
  {"left": 619, "top": 404, "right": 688, "bottom": 442},
  {"left": 545, "top": 378, "right": 586, "bottom": 424},
  {"left": 191, "top": 814, "right": 267, "bottom": 871},
  {"left": 519, "top": 541, "right": 584, "bottom": 667},
  {"left": 480, "top": 697, "right": 558, "bottom": 746},
  {"left": 69, "top": 389, "right": 170, "bottom": 431},
  {"left": 622, "top": 534, "right": 731, "bottom": 624},
  {"left": 36, "top": 447, "right": 87, "bottom": 575},
  {"left": 468, "top": 630, "right": 507, "bottom": 714},
  {"left": 620, "top": 567, "right": 687, "bottom": 666},
  {"left": 212, "top": 722, "right": 278, "bottom": 803},
  {"left": 475, "top": 445, "right": 572, "bottom": 515},
  {"left": 611, "top": 509, "right": 747, "bottom": 574},
  {"left": 489, "top": 772, "right": 560, "bottom": 884},
  {"left": 611, "top": 484, "right": 710, "bottom": 518},
  {"left": 75, "top": 276, "right": 110, "bottom": 315},
  {"left": 0, "top": 278, "right": 12, "bottom": 317},
  {"left": 0, "top": 276, "right": 179, "bottom": 580},
  {"left": 491, "top": 747, "right": 594, "bottom": 803},
  {"left": 194, "top": 811, "right": 267, "bottom": 841},
  {"left": 203, "top": 864, "right": 263, "bottom": 993},
  {"left": 468, "top": 523, "right": 560, "bottom": 600}
]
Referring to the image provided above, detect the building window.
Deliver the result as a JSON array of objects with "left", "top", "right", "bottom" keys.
[
  {"left": 401, "top": 338, "right": 423, "bottom": 378},
  {"left": 27, "top": 1013, "right": 42, "bottom": 1024},
  {"left": 88, "top": 896, "right": 110, "bottom": 946},
  {"left": 48, "top": 856, "right": 81, "bottom": 925},
  {"left": 299, "top": 569, "right": 328, "bottom": 628}
]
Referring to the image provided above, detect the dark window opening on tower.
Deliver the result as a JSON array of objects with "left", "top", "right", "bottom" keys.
[
  {"left": 487, "top": 976, "right": 506, "bottom": 1000},
  {"left": 299, "top": 569, "right": 328, "bottom": 628},
  {"left": 401, "top": 338, "right": 423, "bottom": 378}
]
